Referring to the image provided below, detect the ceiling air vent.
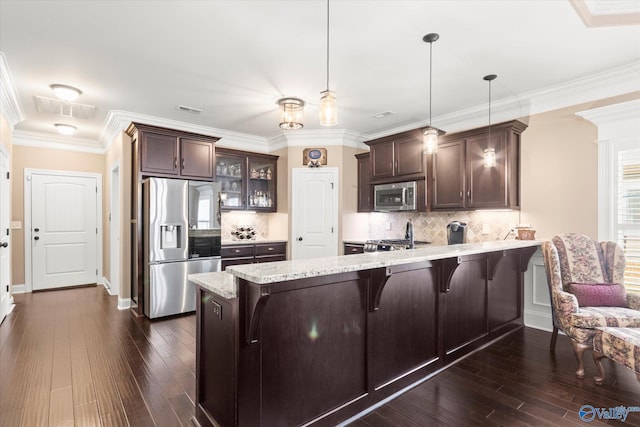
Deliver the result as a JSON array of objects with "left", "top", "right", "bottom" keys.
[
  {"left": 176, "top": 105, "right": 203, "bottom": 114},
  {"left": 34, "top": 96, "right": 96, "bottom": 119}
]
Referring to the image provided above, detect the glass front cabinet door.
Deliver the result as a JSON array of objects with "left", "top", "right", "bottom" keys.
[
  {"left": 215, "top": 148, "right": 278, "bottom": 212},
  {"left": 216, "top": 151, "right": 245, "bottom": 210}
]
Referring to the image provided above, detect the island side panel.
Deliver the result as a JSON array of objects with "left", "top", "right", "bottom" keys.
[
  {"left": 372, "top": 265, "right": 440, "bottom": 389},
  {"left": 487, "top": 250, "right": 521, "bottom": 333},
  {"left": 259, "top": 276, "right": 369, "bottom": 427}
]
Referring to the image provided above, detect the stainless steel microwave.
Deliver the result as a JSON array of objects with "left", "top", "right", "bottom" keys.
[{"left": 374, "top": 181, "right": 417, "bottom": 211}]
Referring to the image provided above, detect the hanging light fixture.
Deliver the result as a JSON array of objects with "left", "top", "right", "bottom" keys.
[
  {"left": 277, "top": 97, "right": 305, "bottom": 130},
  {"left": 422, "top": 33, "right": 440, "bottom": 154},
  {"left": 483, "top": 74, "right": 497, "bottom": 168},
  {"left": 319, "top": 0, "right": 337, "bottom": 126}
]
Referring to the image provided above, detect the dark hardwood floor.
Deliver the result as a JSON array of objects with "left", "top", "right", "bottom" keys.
[{"left": 0, "top": 286, "right": 638, "bottom": 427}]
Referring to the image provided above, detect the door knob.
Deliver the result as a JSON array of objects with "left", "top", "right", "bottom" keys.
[
  {"left": 0, "top": 242, "right": 7, "bottom": 248},
  {"left": 34, "top": 228, "right": 40, "bottom": 232},
  {"left": 34, "top": 236, "right": 40, "bottom": 241},
  {"left": 297, "top": 237, "right": 303, "bottom": 241}
]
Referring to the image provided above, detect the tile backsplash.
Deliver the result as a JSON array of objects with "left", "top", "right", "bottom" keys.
[
  {"left": 368, "top": 210, "right": 521, "bottom": 245},
  {"left": 221, "top": 212, "right": 270, "bottom": 240}
]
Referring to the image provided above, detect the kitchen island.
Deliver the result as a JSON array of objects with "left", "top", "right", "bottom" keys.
[{"left": 189, "top": 240, "right": 540, "bottom": 427}]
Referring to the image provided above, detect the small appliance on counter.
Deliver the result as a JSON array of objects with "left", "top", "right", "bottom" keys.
[
  {"left": 515, "top": 225, "right": 536, "bottom": 240},
  {"left": 447, "top": 221, "right": 467, "bottom": 245}
]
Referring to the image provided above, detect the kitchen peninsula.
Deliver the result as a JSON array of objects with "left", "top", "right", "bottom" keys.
[{"left": 189, "top": 240, "right": 540, "bottom": 427}]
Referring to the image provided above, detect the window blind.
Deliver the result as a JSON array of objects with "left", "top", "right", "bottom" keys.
[{"left": 617, "top": 148, "right": 640, "bottom": 291}]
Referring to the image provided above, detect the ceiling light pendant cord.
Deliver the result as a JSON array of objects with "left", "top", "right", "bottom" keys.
[
  {"left": 326, "top": 0, "right": 330, "bottom": 91},
  {"left": 488, "top": 77, "right": 491, "bottom": 141},
  {"left": 428, "top": 39, "right": 432, "bottom": 127}
]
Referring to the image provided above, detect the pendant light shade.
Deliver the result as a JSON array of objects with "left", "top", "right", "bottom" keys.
[
  {"left": 277, "top": 97, "right": 305, "bottom": 130},
  {"left": 319, "top": 90, "right": 337, "bottom": 126},
  {"left": 319, "top": 0, "right": 337, "bottom": 126},
  {"left": 483, "top": 74, "right": 497, "bottom": 168},
  {"left": 423, "top": 33, "right": 439, "bottom": 154}
]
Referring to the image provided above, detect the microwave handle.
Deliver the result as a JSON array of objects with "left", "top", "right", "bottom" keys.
[{"left": 401, "top": 187, "right": 407, "bottom": 206}]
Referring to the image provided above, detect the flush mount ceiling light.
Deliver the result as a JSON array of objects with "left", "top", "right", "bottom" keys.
[
  {"left": 422, "top": 33, "right": 442, "bottom": 154},
  {"left": 54, "top": 123, "right": 77, "bottom": 135},
  {"left": 277, "top": 97, "right": 305, "bottom": 130},
  {"left": 483, "top": 74, "right": 497, "bottom": 168},
  {"left": 319, "top": 0, "right": 337, "bottom": 126},
  {"left": 50, "top": 84, "right": 82, "bottom": 102}
]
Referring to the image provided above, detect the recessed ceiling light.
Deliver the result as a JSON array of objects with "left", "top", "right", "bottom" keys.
[
  {"left": 50, "top": 84, "right": 82, "bottom": 102},
  {"left": 54, "top": 123, "right": 77, "bottom": 135},
  {"left": 373, "top": 111, "right": 395, "bottom": 119}
]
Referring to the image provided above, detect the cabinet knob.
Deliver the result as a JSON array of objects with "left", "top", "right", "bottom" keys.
[
  {"left": 234, "top": 249, "right": 240, "bottom": 253},
  {"left": 267, "top": 247, "right": 274, "bottom": 251}
]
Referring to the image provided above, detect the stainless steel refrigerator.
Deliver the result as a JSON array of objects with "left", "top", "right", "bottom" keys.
[{"left": 143, "top": 178, "right": 221, "bottom": 319}]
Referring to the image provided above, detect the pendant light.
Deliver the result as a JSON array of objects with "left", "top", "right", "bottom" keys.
[
  {"left": 423, "top": 33, "right": 439, "bottom": 154},
  {"left": 319, "top": 0, "right": 337, "bottom": 126},
  {"left": 483, "top": 74, "right": 497, "bottom": 168},
  {"left": 277, "top": 97, "right": 305, "bottom": 130}
]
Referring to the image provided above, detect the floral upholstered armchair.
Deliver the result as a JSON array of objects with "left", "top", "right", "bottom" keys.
[{"left": 542, "top": 233, "right": 640, "bottom": 378}]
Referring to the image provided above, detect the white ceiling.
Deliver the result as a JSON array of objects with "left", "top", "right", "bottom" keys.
[{"left": 1, "top": 0, "right": 639, "bottom": 149}]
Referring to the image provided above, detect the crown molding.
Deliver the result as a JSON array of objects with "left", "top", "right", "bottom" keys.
[
  {"left": 275, "top": 129, "right": 369, "bottom": 150},
  {"left": 13, "top": 130, "right": 104, "bottom": 154},
  {"left": 368, "top": 60, "right": 640, "bottom": 140},
  {"left": 576, "top": 98, "right": 640, "bottom": 140},
  {"left": 101, "top": 110, "right": 269, "bottom": 153},
  {"left": 570, "top": 0, "right": 640, "bottom": 27},
  {"left": 0, "top": 52, "right": 26, "bottom": 129}
]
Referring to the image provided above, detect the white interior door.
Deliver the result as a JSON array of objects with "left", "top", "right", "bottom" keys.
[
  {"left": 31, "top": 173, "right": 98, "bottom": 290},
  {"left": 0, "top": 146, "right": 11, "bottom": 322},
  {"left": 291, "top": 168, "right": 338, "bottom": 260}
]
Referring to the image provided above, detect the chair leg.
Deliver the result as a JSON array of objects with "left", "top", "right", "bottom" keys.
[
  {"left": 571, "top": 341, "right": 590, "bottom": 378},
  {"left": 592, "top": 350, "right": 606, "bottom": 385},
  {"left": 550, "top": 326, "right": 558, "bottom": 352}
]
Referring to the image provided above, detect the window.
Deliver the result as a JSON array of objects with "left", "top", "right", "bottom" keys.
[{"left": 617, "top": 148, "right": 640, "bottom": 291}]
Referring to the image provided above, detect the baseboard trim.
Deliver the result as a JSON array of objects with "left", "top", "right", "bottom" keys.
[
  {"left": 524, "top": 310, "right": 553, "bottom": 332},
  {"left": 118, "top": 297, "right": 131, "bottom": 310},
  {"left": 102, "top": 277, "right": 115, "bottom": 295},
  {"left": 11, "top": 284, "right": 26, "bottom": 294}
]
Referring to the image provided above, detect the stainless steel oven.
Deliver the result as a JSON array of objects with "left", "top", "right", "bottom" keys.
[{"left": 374, "top": 181, "right": 417, "bottom": 211}]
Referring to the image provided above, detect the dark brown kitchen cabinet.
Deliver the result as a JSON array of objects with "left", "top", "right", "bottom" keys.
[
  {"left": 367, "top": 129, "right": 425, "bottom": 183},
  {"left": 430, "top": 120, "right": 527, "bottom": 211},
  {"left": 432, "top": 139, "right": 466, "bottom": 209},
  {"left": 355, "top": 153, "right": 372, "bottom": 212},
  {"left": 130, "top": 122, "right": 218, "bottom": 180},
  {"left": 216, "top": 148, "right": 278, "bottom": 212},
  {"left": 221, "top": 241, "right": 286, "bottom": 269}
]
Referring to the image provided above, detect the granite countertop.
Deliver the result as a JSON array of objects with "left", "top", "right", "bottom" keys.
[
  {"left": 226, "top": 240, "right": 541, "bottom": 285},
  {"left": 188, "top": 271, "right": 237, "bottom": 299}
]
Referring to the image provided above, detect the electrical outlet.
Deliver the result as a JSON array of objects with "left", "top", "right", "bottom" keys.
[
  {"left": 10, "top": 221, "right": 21, "bottom": 230},
  {"left": 482, "top": 224, "right": 490, "bottom": 235}
]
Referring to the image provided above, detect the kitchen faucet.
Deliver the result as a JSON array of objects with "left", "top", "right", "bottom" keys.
[{"left": 405, "top": 219, "right": 415, "bottom": 249}]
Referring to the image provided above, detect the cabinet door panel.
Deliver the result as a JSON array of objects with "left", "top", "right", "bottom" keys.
[
  {"left": 141, "top": 132, "right": 179, "bottom": 175},
  {"left": 488, "top": 251, "right": 520, "bottom": 332},
  {"left": 356, "top": 154, "right": 372, "bottom": 212},
  {"left": 467, "top": 133, "right": 507, "bottom": 208},
  {"left": 181, "top": 138, "right": 214, "bottom": 178},
  {"left": 432, "top": 140, "right": 465, "bottom": 209},
  {"left": 395, "top": 136, "right": 424, "bottom": 177},
  {"left": 370, "top": 141, "right": 395, "bottom": 180}
]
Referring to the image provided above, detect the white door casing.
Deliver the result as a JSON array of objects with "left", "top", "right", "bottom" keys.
[
  {"left": 291, "top": 167, "right": 338, "bottom": 260},
  {"left": 0, "top": 145, "right": 11, "bottom": 323},
  {"left": 26, "top": 170, "right": 101, "bottom": 291}
]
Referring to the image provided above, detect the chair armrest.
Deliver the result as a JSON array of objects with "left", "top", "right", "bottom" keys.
[
  {"left": 554, "top": 289, "right": 580, "bottom": 330},
  {"left": 628, "top": 291, "right": 640, "bottom": 310}
]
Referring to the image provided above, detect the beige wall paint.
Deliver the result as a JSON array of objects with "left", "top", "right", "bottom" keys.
[
  {"left": 103, "top": 132, "right": 132, "bottom": 299},
  {"left": 520, "top": 92, "right": 640, "bottom": 241},
  {"left": 10, "top": 145, "right": 105, "bottom": 285}
]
